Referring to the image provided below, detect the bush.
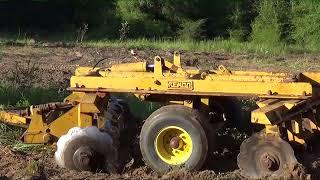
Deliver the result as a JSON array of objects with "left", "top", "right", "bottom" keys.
[
  {"left": 292, "top": 0, "right": 320, "bottom": 50},
  {"left": 0, "top": 81, "right": 66, "bottom": 106},
  {"left": 229, "top": 5, "right": 246, "bottom": 41},
  {"left": 251, "top": 0, "right": 281, "bottom": 45},
  {"left": 177, "top": 19, "right": 206, "bottom": 41},
  {"left": 116, "top": 0, "right": 173, "bottom": 38}
]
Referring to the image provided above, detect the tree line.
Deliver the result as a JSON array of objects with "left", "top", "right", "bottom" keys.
[{"left": 0, "top": 0, "right": 319, "bottom": 49}]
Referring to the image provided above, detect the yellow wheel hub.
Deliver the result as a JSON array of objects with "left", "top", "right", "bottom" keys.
[{"left": 155, "top": 126, "right": 193, "bottom": 165}]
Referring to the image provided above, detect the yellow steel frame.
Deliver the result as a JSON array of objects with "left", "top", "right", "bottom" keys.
[
  {"left": 1, "top": 52, "right": 320, "bottom": 146},
  {"left": 69, "top": 53, "right": 320, "bottom": 146},
  {"left": 70, "top": 54, "right": 313, "bottom": 99},
  {"left": 0, "top": 92, "right": 107, "bottom": 144}
]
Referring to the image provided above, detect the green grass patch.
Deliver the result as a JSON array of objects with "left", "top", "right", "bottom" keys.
[
  {"left": 0, "top": 80, "right": 67, "bottom": 107},
  {"left": 0, "top": 81, "right": 66, "bottom": 152},
  {"left": 0, "top": 35, "right": 319, "bottom": 56},
  {"left": 0, "top": 123, "right": 50, "bottom": 153},
  {"left": 84, "top": 39, "right": 316, "bottom": 56},
  {"left": 0, "top": 123, "right": 22, "bottom": 145}
]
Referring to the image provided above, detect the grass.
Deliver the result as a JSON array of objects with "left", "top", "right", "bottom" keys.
[
  {"left": 85, "top": 39, "right": 317, "bottom": 56},
  {"left": 23, "top": 160, "right": 44, "bottom": 177},
  {"left": 254, "top": 57, "right": 320, "bottom": 72},
  {"left": 1, "top": 35, "right": 319, "bottom": 56},
  {"left": 0, "top": 123, "right": 49, "bottom": 153},
  {"left": 0, "top": 80, "right": 65, "bottom": 152},
  {"left": 0, "top": 121, "right": 55, "bottom": 154},
  {"left": 0, "top": 82, "right": 66, "bottom": 107}
]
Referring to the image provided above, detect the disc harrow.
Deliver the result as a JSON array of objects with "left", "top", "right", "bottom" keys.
[{"left": 1, "top": 52, "right": 320, "bottom": 178}]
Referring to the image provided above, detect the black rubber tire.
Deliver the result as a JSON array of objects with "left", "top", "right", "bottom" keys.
[{"left": 140, "top": 105, "right": 210, "bottom": 174}]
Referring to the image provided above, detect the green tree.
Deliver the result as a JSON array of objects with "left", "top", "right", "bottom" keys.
[{"left": 292, "top": 0, "right": 320, "bottom": 50}]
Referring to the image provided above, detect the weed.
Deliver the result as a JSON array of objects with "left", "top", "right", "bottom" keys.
[
  {"left": 76, "top": 23, "right": 88, "bottom": 43},
  {"left": 13, "top": 143, "right": 46, "bottom": 153},
  {"left": 0, "top": 123, "right": 22, "bottom": 145},
  {"left": 15, "top": 96, "right": 31, "bottom": 107},
  {"left": 0, "top": 122, "right": 54, "bottom": 154},
  {"left": 6, "top": 60, "right": 40, "bottom": 90},
  {"left": 22, "top": 159, "right": 45, "bottom": 178},
  {"left": 119, "top": 21, "right": 130, "bottom": 41}
]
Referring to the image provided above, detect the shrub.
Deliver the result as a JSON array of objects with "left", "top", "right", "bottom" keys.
[
  {"left": 251, "top": 0, "right": 281, "bottom": 45},
  {"left": 292, "top": 0, "right": 320, "bottom": 50},
  {"left": 177, "top": 19, "right": 206, "bottom": 41},
  {"left": 229, "top": 4, "right": 246, "bottom": 41}
]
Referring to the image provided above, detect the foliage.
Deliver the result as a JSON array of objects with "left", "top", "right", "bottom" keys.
[
  {"left": 0, "top": 0, "right": 119, "bottom": 39},
  {"left": 0, "top": 123, "right": 22, "bottom": 145},
  {"left": 0, "top": 0, "right": 320, "bottom": 53},
  {"left": 292, "top": 0, "right": 320, "bottom": 50},
  {"left": 177, "top": 19, "right": 206, "bottom": 41},
  {"left": 0, "top": 81, "right": 66, "bottom": 106},
  {"left": 251, "top": 0, "right": 281, "bottom": 45}
]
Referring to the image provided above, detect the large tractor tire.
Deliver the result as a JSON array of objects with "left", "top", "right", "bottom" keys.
[{"left": 140, "top": 105, "right": 215, "bottom": 174}]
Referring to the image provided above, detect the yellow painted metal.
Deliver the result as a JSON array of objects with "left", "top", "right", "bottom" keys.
[
  {"left": 253, "top": 99, "right": 313, "bottom": 145},
  {"left": 183, "top": 100, "right": 193, "bottom": 108},
  {"left": 257, "top": 99, "right": 280, "bottom": 108},
  {"left": 80, "top": 93, "right": 101, "bottom": 113},
  {"left": 216, "top": 65, "right": 232, "bottom": 75},
  {"left": 154, "top": 56, "right": 163, "bottom": 77},
  {"left": 301, "top": 72, "right": 320, "bottom": 86},
  {"left": 21, "top": 104, "right": 89, "bottom": 143},
  {"left": 225, "top": 70, "right": 288, "bottom": 77},
  {"left": 287, "top": 130, "right": 305, "bottom": 145},
  {"left": 169, "top": 101, "right": 184, "bottom": 105},
  {"left": 283, "top": 100, "right": 304, "bottom": 109},
  {"left": 164, "top": 61, "right": 189, "bottom": 77},
  {"left": 0, "top": 111, "right": 27, "bottom": 126},
  {"left": 155, "top": 126, "right": 193, "bottom": 165},
  {"left": 70, "top": 76, "right": 312, "bottom": 99},
  {"left": 302, "top": 118, "right": 320, "bottom": 132},
  {"left": 49, "top": 105, "right": 80, "bottom": 137},
  {"left": 64, "top": 92, "right": 86, "bottom": 103},
  {"left": 16, "top": 93, "right": 106, "bottom": 143},
  {"left": 265, "top": 125, "right": 279, "bottom": 134},
  {"left": 109, "top": 62, "right": 147, "bottom": 72},
  {"left": 70, "top": 57, "right": 313, "bottom": 99},
  {"left": 200, "top": 98, "right": 209, "bottom": 106},
  {"left": 251, "top": 100, "right": 305, "bottom": 125},
  {"left": 204, "top": 73, "right": 295, "bottom": 83},
  {"left": 67, "top": 55, "right": 320, "bottom": 149},
  {"left": 2, "top": 52, "right": 320, "bottom": 149},
  {"left": 22, "top": 109, "right": 48, "bottom": 143},
  {"left": 173, "top": 51, "right": 181, "bottom": 67},
  {"left": 291, "top": 120, "right": 300, "bottom": 134}
]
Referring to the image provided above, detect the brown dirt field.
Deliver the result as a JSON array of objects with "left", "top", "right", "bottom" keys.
[
  {"left": 0, "top": 45, "right": 320, "bottom": 179},
  {"left": 0, "top": 143, "right": 244, "bottom": 180},
  {"left": 1, "top": 46, "right": 320, "bottom": 87}
]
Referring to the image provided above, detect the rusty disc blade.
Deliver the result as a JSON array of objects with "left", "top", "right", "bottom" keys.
[{"left": 237, "top": 132, "right": 297, "bottom": 179}]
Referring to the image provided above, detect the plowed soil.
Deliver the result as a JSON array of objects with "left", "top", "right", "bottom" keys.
[
  {"left": 1, "top": 45, "right": 320, "bottom": 87},
  {"left": 0, "top": 45, "right": 320, "bottom": 179}
]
